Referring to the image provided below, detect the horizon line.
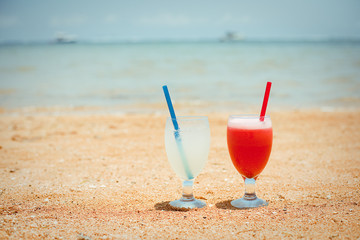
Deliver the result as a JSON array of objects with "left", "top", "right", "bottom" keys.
[{"left": 1, "top": 36, "right": 360, "bottom": 45}]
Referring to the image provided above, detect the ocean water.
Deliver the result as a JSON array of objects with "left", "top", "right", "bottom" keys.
[{"left": 0, "top": 41, "right": 359, "bottom": 112}]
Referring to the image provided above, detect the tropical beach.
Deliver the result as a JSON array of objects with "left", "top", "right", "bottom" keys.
[
  {"left": 0, "top": 40, "right": 360, "bottom": 240},
  {"left": 1, "top": 0, "right": 360, "bottom": 238}
]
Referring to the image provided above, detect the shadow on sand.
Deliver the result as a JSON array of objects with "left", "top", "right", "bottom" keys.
[
  {"left": 215, "top": 199, "right": 240, "bottom": 210},
  {"left": 155, "top": 199, "right": 244, "bottom": 211},
  {"left": 154, "top": 201, "right": 195, "bottom": 212}
]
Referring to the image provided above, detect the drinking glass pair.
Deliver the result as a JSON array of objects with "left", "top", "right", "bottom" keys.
[{"left": 164, "top": 114, "right": 273, "bottom": 209}]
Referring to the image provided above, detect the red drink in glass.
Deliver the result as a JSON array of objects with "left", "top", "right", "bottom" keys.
[
  {"left": 227, "top": 127, "right": 272, "bottom": 179},
  {"left": 227, "top": 114, "right": 273, "bottom": 208}
]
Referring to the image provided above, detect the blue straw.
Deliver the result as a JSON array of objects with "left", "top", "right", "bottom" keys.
[
  {"left": 162, "top": 85, "right": 179, "bottom": 130},
  {"left": 162, "top": 85, "right": 193, "bottom": 179}
]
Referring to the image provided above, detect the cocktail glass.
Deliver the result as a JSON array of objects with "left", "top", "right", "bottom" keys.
[
  {"left": 165, "top": 116, "right": 210, "bottom": 209},
  {"left": 227, "top": 114, "right": 273, "bottom": 208}
]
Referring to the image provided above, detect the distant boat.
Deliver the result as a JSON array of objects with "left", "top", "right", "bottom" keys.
[
  {"left": 220, "top": 32, "right": 245, "bottom": 42},
  {"left": 54, "top": 32, "right": 76, "bottom": 44}
]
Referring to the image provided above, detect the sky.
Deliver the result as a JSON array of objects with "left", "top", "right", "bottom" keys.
[{"left": 0, "top": 0, "right": 360, "bottom": 42}]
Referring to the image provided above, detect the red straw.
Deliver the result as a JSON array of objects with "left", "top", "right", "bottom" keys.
[{"left": 260, "top": 82, "right": 272, "bottom": 121}]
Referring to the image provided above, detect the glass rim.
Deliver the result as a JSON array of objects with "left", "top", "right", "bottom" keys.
[
  {"left": 166, "top": 116, "right": 208, "bottom": 120},
  {"left": 229, "top": 114, "right": 270, "bottom": 119}
]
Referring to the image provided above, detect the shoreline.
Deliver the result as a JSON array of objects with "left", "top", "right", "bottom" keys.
[{"left": 1, "top": 103, "right": 359, "bottom": 116}]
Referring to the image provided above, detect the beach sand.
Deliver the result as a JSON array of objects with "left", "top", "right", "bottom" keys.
[{"left": 0, "top": 108, "right": 359, "bottom": 239}]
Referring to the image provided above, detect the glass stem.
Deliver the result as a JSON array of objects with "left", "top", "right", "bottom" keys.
[
  {"left": 243, "top": 178, "right": 257, "bottom": 201},
  {"left": 181, "top": 180, "right": 195, "bottom": 201}
]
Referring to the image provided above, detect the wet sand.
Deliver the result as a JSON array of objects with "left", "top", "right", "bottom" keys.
[{"left": 0, "top": 108, "right": 359, "bottom": 239}]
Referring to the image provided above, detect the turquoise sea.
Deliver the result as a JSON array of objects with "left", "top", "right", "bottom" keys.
[{"left": 0, "top": 41, "right": 359, "bottom": 112}]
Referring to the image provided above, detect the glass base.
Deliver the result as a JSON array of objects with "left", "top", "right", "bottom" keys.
[
  {"left": 231, "top": 197, "right": 268, "bottom": 209},
  {"left": 169, "top": 198, "right": 206, "bottom": 209}
]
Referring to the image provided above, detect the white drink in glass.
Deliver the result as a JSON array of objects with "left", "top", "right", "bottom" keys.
[{"left": 164, "top": 116, "right": 210, "bottom": 209}]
